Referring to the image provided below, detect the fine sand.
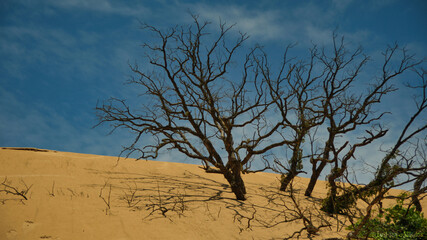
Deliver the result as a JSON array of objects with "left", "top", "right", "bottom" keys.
[{"left": 0, "top": 147, "right": 425, "bottom": 240}]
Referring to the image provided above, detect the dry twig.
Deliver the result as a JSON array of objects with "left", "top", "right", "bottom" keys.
[{"left": 0, "top": 177, "right": 32, "bottom": 201}]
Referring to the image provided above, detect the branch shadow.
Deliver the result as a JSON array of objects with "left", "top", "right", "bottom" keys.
[{"left": 82, "top": 167, "right": 344, "bottom": 239}]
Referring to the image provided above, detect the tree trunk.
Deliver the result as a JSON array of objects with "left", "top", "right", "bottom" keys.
[
  {"left": 280, "top": 172, "right": 296, "bottom": 191},
  {"left": 279, "top": 146, "right": 302, "bottom": 192},
  {"left": 321, "top": 172, "right": 339, "bottom": 214},
  {"left": 305, "top": 161, "right": 327, "bottom": 197},
  {"left": 224, "top": 169, "right": 246, "bottom": 200},
  {"left": 223, "top": 158, "right": 246, "bottom": 200},
  {"left": 412, "top": 195, "right": 422, "bottom": 212},
  {"left": 412, "top": 173, "right": 426, "bottom": 212}
]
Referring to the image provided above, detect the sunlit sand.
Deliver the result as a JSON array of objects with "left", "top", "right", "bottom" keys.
[{"left": 0, "top": 148, "right": 424, "bottom": 239}]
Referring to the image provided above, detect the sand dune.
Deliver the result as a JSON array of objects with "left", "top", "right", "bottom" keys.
[{"left": 0, "top": 147, "right": 425, "bottom": 239}]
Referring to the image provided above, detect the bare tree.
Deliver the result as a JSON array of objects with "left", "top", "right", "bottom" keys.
[
  {"left": 330, "top": 67, "right": 427, "bottom": 218},
  {"left": 96, "top": 16, "right": 293, "bottom": 200},
  {"left": 256, "top": 35, "right": 422, "bottom": 197},
  {"left": 254, "top": 45, "right": 325, "bottom": 191},
  {"left": 96, "top": 13, "right": 426, "bottom": 209},
  {"left": 303, "top": 40, "right": 423, "bottom": 199}
]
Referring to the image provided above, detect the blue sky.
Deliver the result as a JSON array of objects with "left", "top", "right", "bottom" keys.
[{"left": 1, "top": 0, "right": 426, "bottom": 171}]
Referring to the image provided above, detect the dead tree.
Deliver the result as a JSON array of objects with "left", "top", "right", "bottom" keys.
[
  {"left": 303, "top": 39, "right": 423, "bottom": 198},
  {"left": 325, "top": 67, "right": 426, "bottom": 217},
  {"left": 257, "top": 35, "right": 421, "bottom": 196},
  {"left": 255, "top": 45, "right": 325, "bottom": 191},
  {"left": 95, "top": 16, "right": 293, "bottom": 200},
  {"left": 318, "top": 42, "right": 420, "bottom": 212}
]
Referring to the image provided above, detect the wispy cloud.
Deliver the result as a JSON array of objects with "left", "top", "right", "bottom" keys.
[
  {"left": 194, "top": 5, "right": 283, "bottom": 41},
  {"left": 192, "top": 1, "right": 370, "bottom": 47},
  {"left": 0, "top": 86, "right": 132, "bottom": 156},
  {"left": 1, "top": 0, "right": 424, "bottom": 174},
  {"left": 45, "top": 0, "right": 149, "bottom": 16}
]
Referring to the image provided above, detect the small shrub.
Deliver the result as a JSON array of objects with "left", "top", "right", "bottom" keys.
[
  {"left": 348, "top": 198, "right": 427, "bottom": 240},
  {"left": 321, "top": 194, "right": 356, "bottom": 215}
]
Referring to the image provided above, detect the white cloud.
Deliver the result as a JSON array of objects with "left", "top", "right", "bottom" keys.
[
  {"left": 190, "top": 1, "right": 370, "bottom": 48},
  {"left": 194, "top": 5, "right": 284, "bottom": 41},
  {"left": 45, "top": 0, "right": 149, "bottom": 16}
]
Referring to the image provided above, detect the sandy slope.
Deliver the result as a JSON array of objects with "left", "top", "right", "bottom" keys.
[{"left": 0, "top": 148, "right": 425, "bottom": 240}]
